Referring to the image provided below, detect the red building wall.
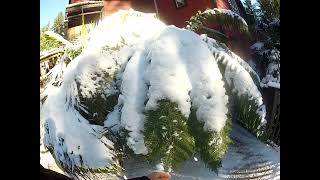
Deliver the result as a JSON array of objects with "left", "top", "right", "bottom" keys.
[
  {"left": 156, "top": 0, "right": 213, "bottom": 28},
  {"left": 103, "top": 0, "right": 155, "bottom": 16}
]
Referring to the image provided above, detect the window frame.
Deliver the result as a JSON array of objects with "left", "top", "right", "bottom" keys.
[{"left": 173, "top": 0, "right": 188, "bottom": 9}]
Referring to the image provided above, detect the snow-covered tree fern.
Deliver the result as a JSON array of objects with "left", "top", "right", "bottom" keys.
[{"left": 40, "top": 9, "right": 266, "bottom": 179}]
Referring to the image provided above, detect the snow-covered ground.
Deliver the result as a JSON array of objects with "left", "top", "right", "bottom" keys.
[
  {"left": 124, "top": 123, "right": 279, "bottom": 180},
  {"left": 40, "top": 123, "right": 279, "bottom": 179}
]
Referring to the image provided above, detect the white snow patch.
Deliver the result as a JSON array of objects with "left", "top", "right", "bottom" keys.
[
  {"left": 145, "top": 27, "right": 228, "bottom": 132},
  {"left": 85, "top": 9, "right": 166, "bottom": 52},
  {"left": 156, "top": 163, "right": 165, "bottom": 171},
  {"left": 251, "top": 42, "right": 264, "bottom": 50},
  {"left": 119, "top": 46, "right": 148, "bottom": 155},
  {"left": 194, "top": 157, "right": 198, "bottom": 162}
]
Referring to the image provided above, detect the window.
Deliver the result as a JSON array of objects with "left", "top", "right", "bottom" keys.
[{"left": 174, "top": 0, "right": 187, "bottom": 9}]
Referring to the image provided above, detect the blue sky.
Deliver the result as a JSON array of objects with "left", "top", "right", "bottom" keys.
[{"left": 40, "top": 0, "right": 69, "bottom": 28}]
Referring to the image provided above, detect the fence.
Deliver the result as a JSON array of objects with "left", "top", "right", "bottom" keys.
[{"left": 263, "top": 87, "right": 280, "bottom": 146}]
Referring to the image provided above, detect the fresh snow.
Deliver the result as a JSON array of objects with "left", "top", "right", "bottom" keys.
[
  {"left": 145, "top": 27, "right": 228, "bottom": 132},
  {"left": 260, "top": 62, "right": 280, "bottom": 89},
  {"left": 119, "top": 45, "right": 149, "bottom": 155},
  {"left": 85, "top": 9, "right": 166, "bottom": 52},
  {"left": 41, "top": 51, "right": 121, "bottom": 173}
]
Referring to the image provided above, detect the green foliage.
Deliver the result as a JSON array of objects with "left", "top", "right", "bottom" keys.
[
  {"left": 243, "top": 0, "right": 257, "bottom": 15},
  {"left": 41, "top": 22, "right": 51, "bottom": 33},
  {"left": 52, "top": 12, "right": 65, "bottom": 36},
  {"left": 186, "top": 9, "right": 250, "bottom": 40},
  {"left": 257, "top": 0, "right": 280, "bottom": 21},
  {"left": 40, "top": 32, "right": 64, "bottom": 51},
  {"left": 216, "top": 57, "right": 263, "bottom": 139},
  {"left": 188, "top": 110, "right": 232, "bottom": 173},
  {"left": 144, "top": 100, "right": 196, "bottom": 171},
  {"left": 234, "top": 94, "right": 264, "bottom": 138},
  {"left": 77, "top": 72, "right": 119, "bottom": 126},
  {"left": 65, "top": 46, "right": 84, "bottom": 60}
]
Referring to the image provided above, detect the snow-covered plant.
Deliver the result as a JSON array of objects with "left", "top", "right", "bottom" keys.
[
  {"left": 248, "top": 0, "right": 280, "bottom": 89},
  {"left": 40, "top": 9, "right": 266, "bottom": 178},
  {"left": 251, "top": 18, "right": 280, "bottom": 89}
]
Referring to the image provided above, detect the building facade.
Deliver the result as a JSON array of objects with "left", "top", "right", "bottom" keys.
[{"left": 65, "top": 0, "right": 253, "bottom": 60}]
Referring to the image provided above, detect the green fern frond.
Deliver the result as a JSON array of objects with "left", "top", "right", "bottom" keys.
[
  {"left": 188, "top": 109, "right": 232, "bottom": 173},
  {"left": 144, "top": 100, "right": 196, "bottom": 171},
  {"left": 234, "top": 94, "right": 264, "bottom": 138},
  {"left": 186, "top": 8, "right": 250, "bottom": 39},
  {"left": 77, "top": 72, "right": 119, "bottom": 126}
]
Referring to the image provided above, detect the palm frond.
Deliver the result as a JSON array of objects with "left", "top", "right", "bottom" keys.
[{"left": 186, "top": 8, "right": 250, "bottom": 39}]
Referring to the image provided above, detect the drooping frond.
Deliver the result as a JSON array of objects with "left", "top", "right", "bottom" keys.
[
  {"left": 200, "top": 34, "right": 266, "bottom": 138},
  {"left": 188, "top": 110, "right": 232, "bottom": 173},
  {"left": 186, "top": 8, "right": 250, "bottom": 39},
  {"left": 144, "top": 100, "right": 195, "bottom": 172}
]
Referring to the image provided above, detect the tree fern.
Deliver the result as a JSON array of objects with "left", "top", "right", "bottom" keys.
[{"left": 40, "top": 10, "right": 270, "bottom": 178}]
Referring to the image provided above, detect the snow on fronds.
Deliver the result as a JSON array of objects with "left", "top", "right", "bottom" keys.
[
  {"left": 85, "top": 9, "right": 166, "bottom": 52},
  {"left": 201, "top": 34, "right": 260, "bottom": 84},
  {"left": 41, "top": 59, "right": 68, "bottom": 106},
  {"left": 45, "top": 31, "right": 72, "bottom": 48},
  {"left": 251, "top": 42, "right": 264, "bottom": 51},
  {"left": 41, "top": 51, "right": 121, "bottom": 175},
  {"left": 201, "top": 34, "right": 266, "bottom": 125},
  {"left": 145, "top": 26, "right": 228, "bottom": 132},
  {"left": 260, "top": 62, "right": 280, "bottom": 89},
  {"left": 224, "top": 66, "right": 266, "bottom": 124},
  {"left": 45, "top": 59, "right": 67, "bottom": 86},
  {"left": 204, "top": 8, "right": 247, "bottom": 26},
  {"left": 118, "top": 45, "right": 148, "bottom": 154},
  {"left": 144, "top": 27, "right": 192, "bottom": 118}
]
